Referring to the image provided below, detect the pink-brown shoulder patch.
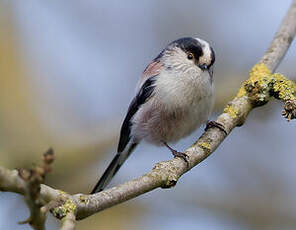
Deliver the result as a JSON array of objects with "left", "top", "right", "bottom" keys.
[
  {"left": 136, "top": 60, "right": 162, "bottom": 91},
  {"left": 143, "top": 60, "right": 162, "bottom": 76},
  {"left": 141, "top": 60, "right": 162, "bottom": 82}
]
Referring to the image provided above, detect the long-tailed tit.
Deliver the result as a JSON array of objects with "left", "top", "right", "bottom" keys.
[{"left": 91, "top": 37, "right": 223, "bottom": 194}]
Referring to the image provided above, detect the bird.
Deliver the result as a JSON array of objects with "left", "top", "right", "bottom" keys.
[{"left": 91, "top": 37, "right": 222, "bottom": 194}]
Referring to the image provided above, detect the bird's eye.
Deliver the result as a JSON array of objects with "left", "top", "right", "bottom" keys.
[{"left": 187, "top": 53, "right": 194, "bottom": 60}]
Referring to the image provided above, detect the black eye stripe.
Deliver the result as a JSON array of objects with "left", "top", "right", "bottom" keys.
[
  {"left": 186, "top": 45, "right": 203, "bottom": 60},
  {"left": 171, "top": 37, "right": 204, "bottom": 60},
  {"left": 165, "top": 37, "right": 215, "bottom": 68}
]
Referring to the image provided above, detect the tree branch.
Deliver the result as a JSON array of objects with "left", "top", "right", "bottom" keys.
[
  {"left": 260, "top": 0, "right": 296, "bottom": 71},
  {"left": 1, "top": 0, "right": 296, "bottom": 226},
  {"left": 60, "top": 213, "right": 76, "bottom": 230}
]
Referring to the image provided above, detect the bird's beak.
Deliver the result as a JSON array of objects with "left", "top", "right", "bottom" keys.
[{"left": 199, "top": 63, "right": 208, "bottom": 71}]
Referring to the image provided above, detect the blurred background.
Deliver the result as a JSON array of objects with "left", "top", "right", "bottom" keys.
[{"left": 0, "top": 0, "right": 296, "bottom": 229}]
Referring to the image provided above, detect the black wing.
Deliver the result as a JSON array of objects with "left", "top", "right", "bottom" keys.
[{"left": 117, "top": 76, "right": 157, "bottom": 153}]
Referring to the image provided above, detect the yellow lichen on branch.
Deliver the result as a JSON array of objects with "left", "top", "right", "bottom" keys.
[
  {"left": 197, "top": 142, "right": 211, "bottom": 153},
  {"left": 272, "top": 73, "right": 296, "bottom": 101},
  {"left": 233, "top": 63, "right": 296, "bottom": 121},
  {"left": 238, "top": 63, "right": 296, "bottom": 103},
  {"left": 52, "top": 199, "right": 77, "bottom": 219},
  {"left": 223, "top": 105, "right": 239, "bottom": 119}
]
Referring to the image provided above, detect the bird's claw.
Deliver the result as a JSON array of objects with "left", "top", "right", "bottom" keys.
[
  {"left": 163, "top": 142, "right": 189, "bottom": 168},
  {"left": 171, "top": 149, "right": 189, "bottom": 167},
  {"left": 205, "top": 120, "right": 227, "bottom": 135}
]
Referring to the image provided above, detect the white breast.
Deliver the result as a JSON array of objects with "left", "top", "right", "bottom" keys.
[{"left": 131, "top": 68, "right": 214, "bottom": 145}]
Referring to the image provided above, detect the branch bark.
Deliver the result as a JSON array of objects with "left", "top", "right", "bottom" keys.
[
  {"left": 60, "top": 213, "right": 76, "bottom": 230},
  {"left": 1, "top": 0, "right": 296, "bottom": 226}
]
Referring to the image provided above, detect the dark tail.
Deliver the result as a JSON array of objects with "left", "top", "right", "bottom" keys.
[{"left": 91, "top": 143, "right": 137, "bottom": 194}]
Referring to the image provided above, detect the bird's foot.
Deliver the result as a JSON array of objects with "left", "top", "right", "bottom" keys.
[
  {"left": 205, "top": 120, "right": 227, "bottom": 135},
  {"left": 163, "top": 142, "right": 189, "bottom": 167}
]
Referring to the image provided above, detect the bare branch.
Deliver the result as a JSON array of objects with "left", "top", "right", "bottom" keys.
[
  {"left": 260, "top": 0, "right": 296, "bottom": 71},
  {"left": 15, "top": 149, "right": 55, "bottom": 230},
  {"left": 60, "top": 213, "right": 76, "bottom": 230},
  {"left": 0, "top": 167, "right": 26, "bottom": 193}
]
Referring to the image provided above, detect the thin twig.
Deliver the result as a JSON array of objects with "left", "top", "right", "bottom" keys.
[
  {"left": 17, "top": 148, "right": 55, "bottom": 230},
  {"left": 60, "top": 213, "right": 76, "bottom": 230}
]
